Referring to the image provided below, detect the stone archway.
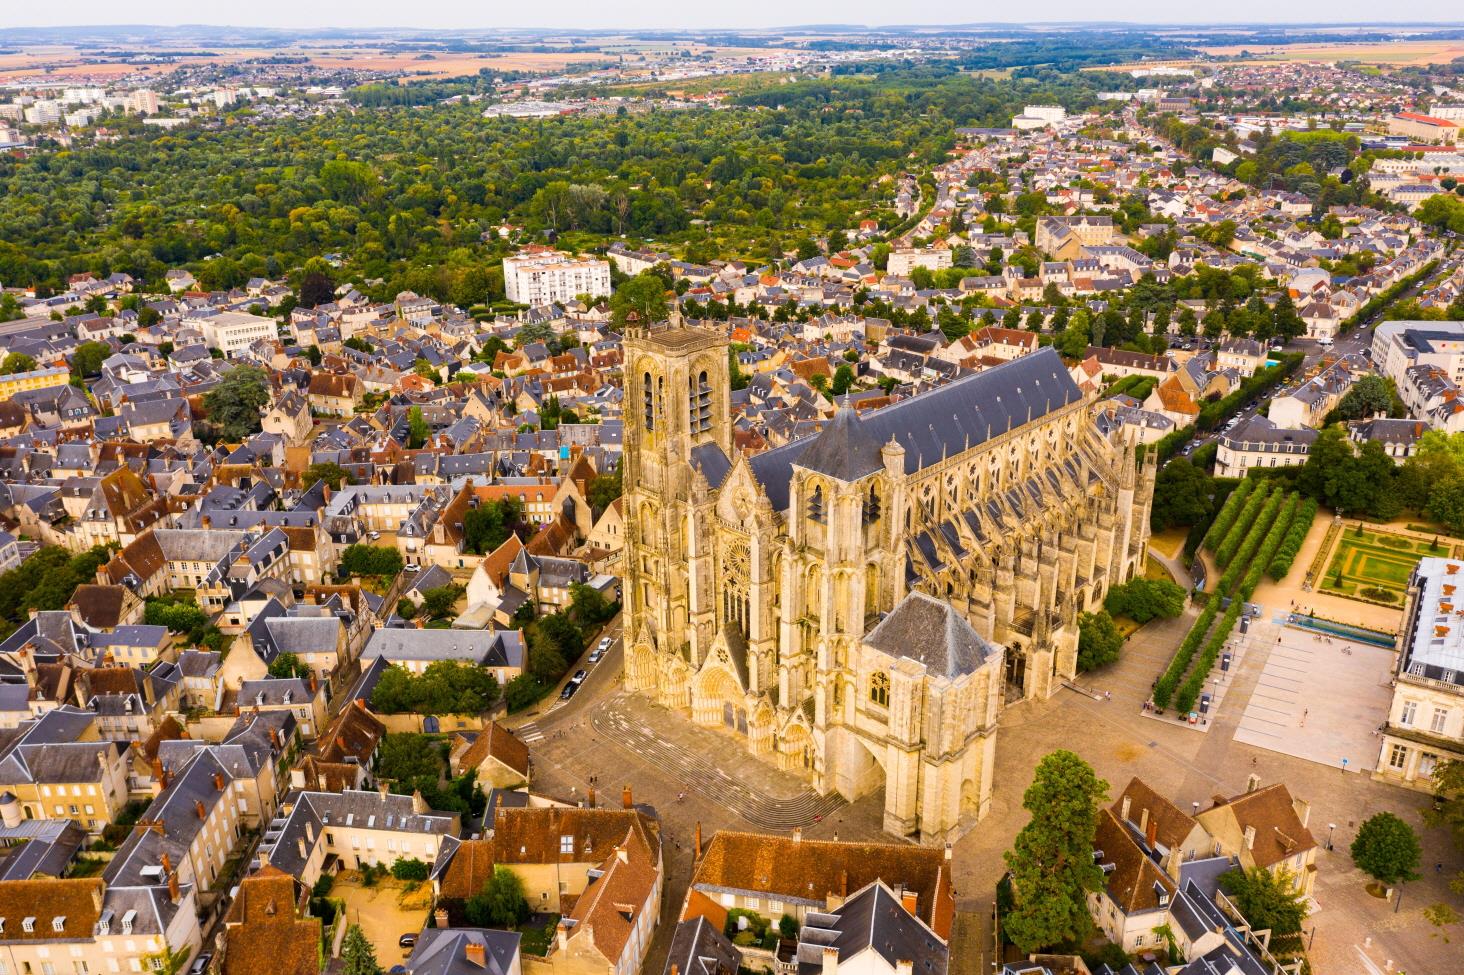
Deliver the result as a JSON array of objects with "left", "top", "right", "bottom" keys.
[
  {"left": 626, "top": 642, "right": 658, "bottom": 693},
  {"left": 749, "top": 700, "right": 777, "bottom": 758},
  {"left": 692, "top": 664, "right": 744, "bottom": 730},
  {"left": 778, "top": 720, "right": 815, "bottom": 774}
]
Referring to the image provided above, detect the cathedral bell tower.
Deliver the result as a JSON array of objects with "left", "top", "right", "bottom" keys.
[{"left": 622, "top": 311, "right": 733, "bottom": 687}]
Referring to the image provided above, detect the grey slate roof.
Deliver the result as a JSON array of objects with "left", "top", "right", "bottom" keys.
[
  {"left": 663, "top": 915, "right": 741, "bottom": 975},
  {"left": 864, "top": 590, "right": 996, "bottom": 678},
  {"left": 750, "top": 347, "right": 1080, "bottom": 510},
  {"left": 792, "top": 407, "right": 886, "bottom": 482},
  {"left": 405, "top": 928, "right": 522, "bottom": 975},
  {"left": 796, "top": 880, "right": 947, "bottom": 975}
]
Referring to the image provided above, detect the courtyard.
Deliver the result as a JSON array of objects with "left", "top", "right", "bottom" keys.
[{"left": 331, "top": 872, "right": 433, "bottom": 965}]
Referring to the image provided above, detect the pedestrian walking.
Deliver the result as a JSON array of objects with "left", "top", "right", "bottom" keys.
[{"left": 1301, "top": 708, "right": 1308, "bottom": 727}]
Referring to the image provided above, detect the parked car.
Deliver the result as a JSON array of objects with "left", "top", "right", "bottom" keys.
[
  {"left": 188, "top": 954, "right": 213, "bottom": 975},
  {"left": 399, "top": 934, "right": 418, "bottom": 949},
  {"left": 571, "top": 669, "right": 588, "bottom": 684},
  {"left": 560, "top": 681, "right": 580, "bottom": 702},
  {"left": 589, "top": 637, "right": 612, "bottom": 663}
]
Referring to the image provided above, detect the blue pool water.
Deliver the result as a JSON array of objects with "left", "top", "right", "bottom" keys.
[{"left": 1286, "top": 613, "right": 1396, "bottom": 648}]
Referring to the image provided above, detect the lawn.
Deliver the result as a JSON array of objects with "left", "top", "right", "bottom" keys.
[{"left": 1320, "top": 527, "right": 1442, "bottom": 604}]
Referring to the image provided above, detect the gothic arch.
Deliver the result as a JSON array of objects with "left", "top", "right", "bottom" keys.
[
  {"left": 692, "top": 659, "right": 745, "bottom": 730},
  {"left": 778, "top": 720, "right": 815, "bottom": 773}
]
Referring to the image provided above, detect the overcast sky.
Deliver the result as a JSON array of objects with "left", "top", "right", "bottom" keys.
[{"left": 4, "top": 2, "right": 1462, "bottom": 31}]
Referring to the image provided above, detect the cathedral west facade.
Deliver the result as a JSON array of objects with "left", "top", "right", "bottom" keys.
[{"left": 621, "top": 319, "right": 1155, "bottom": 845}]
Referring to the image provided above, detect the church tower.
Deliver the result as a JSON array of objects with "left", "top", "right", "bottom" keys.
[{"left": 622, "top": 313, "right": 732, "bottom": 698}]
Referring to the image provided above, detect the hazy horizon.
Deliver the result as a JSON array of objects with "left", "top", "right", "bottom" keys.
[{"left": 4, "top": 4, "right": 1464, "bottom": 32}]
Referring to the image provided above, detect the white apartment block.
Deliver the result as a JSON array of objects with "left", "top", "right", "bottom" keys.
[
  {"left": 503, "top": 250, "right": 611, "bottom": 306},
  {"left": 886, "top": 247, "right": 953, "bottom": 278},
  {"left": 188, "top": 310, "right": 277, "bottom": 356},
  {"left": 1377, "top": 557, "right": 1464, "bottom": 790}
]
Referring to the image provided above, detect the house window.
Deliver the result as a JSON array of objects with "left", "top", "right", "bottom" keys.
[
  {"left": 560, "top": 835, "right": 574, "bottom": 855},
  {"left": 1431, "top": 708, "right": 1449, "bottom": 734},
  {"left": 1133, "top": 935, "right": 1144, "bottom": 947},
  {"left": 1400, "top": 701, "right": 1417, "bottom": 726},
  {"left": 1388, "top": 744, "right": 1409, "bottom": 770},
  {"left": 869, "top": 672, "right": 890, "bottom": 708}
]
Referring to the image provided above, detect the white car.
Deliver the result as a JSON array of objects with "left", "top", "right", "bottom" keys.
[{"left": 589, "top": 637, "right": 613, "bottom": 664}]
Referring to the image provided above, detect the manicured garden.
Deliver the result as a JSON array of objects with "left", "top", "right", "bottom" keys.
[{"left": 1320, "top": 525, "right": 1442, "bottom": 604}]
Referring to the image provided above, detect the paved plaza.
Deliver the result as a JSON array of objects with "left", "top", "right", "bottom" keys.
[{"left": 1235, "top": 621, "right": 1395, "bottom": 771}]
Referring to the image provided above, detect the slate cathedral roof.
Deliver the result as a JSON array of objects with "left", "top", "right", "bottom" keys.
[{"left": 746, "top": 347, "right": 1082, "bottom": 510}]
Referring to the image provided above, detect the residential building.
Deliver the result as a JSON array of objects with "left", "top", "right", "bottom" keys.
[
  {"left": 189, "top": 311, "right": 278, "bottom": 356},
  {"left": 1214, "top": 415, "right": 1315, "bottom": 478},
  {"left": 1376, "top": 556, "right": 1464, "bottom": 789},
  {"left": 504, "top": 250, "right": 612, "bottom": 307}
]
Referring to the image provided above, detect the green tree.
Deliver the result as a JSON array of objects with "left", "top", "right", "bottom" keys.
[
  {"left": 463, "top": 499, "right": 522, "bottom": 555},
  {"left": 588, "top": 461, "right": 622, "bottom": 516},
  {"left": 203, "top": 365, "right": 271, "bottom": 441},
  {"left": 342, "top": 925, "right": 382, "bottom": 975},
  {"left": 1150, "top": 458, "right": 1214, "bottom": 531},
  {"left": 302, "top": 461, "right": 353, "bottom": 491},
  {"left": 1104, "top": 578, "right": 1186, "bottom": 624},
  {"left": 1077, "top": 611, "right": 1124, "bottom": 671},
  {"left": 71, "top": 341, "right": 114, "bottom": 379},
  {"left": 831, "top": 364, "right": 855, "bottom": 396},
  {"left": 408, "top": 406, "right": 429, "bottom": 449},
  {"left": 568, "top": 582, "right": 617, "bottom": 627},
  {"left": 1002, "top": 750, "right": 1108, "bottom": 953},
  {"left": 0, "top": 352, "right": 36, "bottom": 375},
  {"left": 466, "top": 866, "right": 529, "bottom": 928},
  {"left": 299, "top": 269, "right": 336, "bottom": 308},
  {"left": 420, "top": 584, "right": 465, "bottom": 620},
  {"left": 1327, "top": 375, "right": 1403, "bottom": 424},
  {"left": 1424, "top": 760, "right": 1464, "bottom": 894},
  {"left": 268, "top": 652, "right": 310, "bottom": 680},
  {"left": 339, "top": 544, "right": 404, "bottom": 579},
  {"left": 610, "top": 273, "right": 670, "bottom": 327},
  {"left": 1218, "top": 867, "right": 1308, "bottom": 937},
  {"left": 1351, "top": 812, "right": 1422, "bottom": 886}
]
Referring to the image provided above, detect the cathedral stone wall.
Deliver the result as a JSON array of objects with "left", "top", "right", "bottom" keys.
[{"left": 621, "top": 321, "right": 1155, "bottom": 844}]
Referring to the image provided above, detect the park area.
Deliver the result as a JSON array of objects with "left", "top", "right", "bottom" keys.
[{"left": 1319, "top": 525, "right": 1450, "bottom": 605}]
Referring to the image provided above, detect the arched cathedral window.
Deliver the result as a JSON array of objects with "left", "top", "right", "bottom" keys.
[{"left": 869, "top": 671, "right": 890, "bottom": 708}]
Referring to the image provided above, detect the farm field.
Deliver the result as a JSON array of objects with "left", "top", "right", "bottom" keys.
[
  {"left": 1198, "top": 39, "right": 1464, "bottom": 66},
  {"left": 1319, "top": 526, "right": 1442, "bottom": 604}
]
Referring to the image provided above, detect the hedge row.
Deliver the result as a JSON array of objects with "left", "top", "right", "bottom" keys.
[
  {"left": 1153, "top": 599, "right": 1219, "bottom": 710},
  {"left": 1215, "top": 489, "right": 1287, "bottom": 595},
  {"left": 1202, "top": 477, "right": 1255, "bottom": 554},
  {"left": 1174, "top": 493, "right": 1302, "bottom": 714},
  {"left": 1215, "top": 482, "right": 1276, "bottom": 570},
  {"left": 1268, "top": 498, "right": 1319, "bottom": 580}
]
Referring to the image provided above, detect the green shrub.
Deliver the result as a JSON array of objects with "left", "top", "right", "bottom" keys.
[
  {"left": 391, "top": 857, "right": 430, "bottom": 882},
  {"left": 1203, "top": 477, "right": 1255, "bottom": 553}
]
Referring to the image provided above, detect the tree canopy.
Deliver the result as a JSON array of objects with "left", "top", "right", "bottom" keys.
[
  {"left": 1350, "top": 812, "right": 1422, "bottom": 886},
  {"left": 202, "top": 365, "right": 271, "bottom": 442},
  {"left": 1002, "top": 750, "right": 1108, "bottom": 953},
  {"left": 1077, "top": 611, "right": 1124, "bottom": 671}
]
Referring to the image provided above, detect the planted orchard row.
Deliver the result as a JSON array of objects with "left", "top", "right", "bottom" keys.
[
  {"left": 1214, "top": 481, "right": 1278, "bottom": 570},
  {"left": 1173, "top": 493, "right": 1300, "bottom": 714},
  {"left": 1201, "top": 477, "right": 1255, "bottom": 555},
  {"left": 1215, "top": 488, "right": 1286, "bottom": 595},
  {"left": 1268, "top": 498, "right": 1319, "bottom": 580}
]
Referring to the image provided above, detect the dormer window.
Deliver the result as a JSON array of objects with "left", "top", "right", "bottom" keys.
[
  {"left": 21, "top": 917, "right": 34, "bottom": 932},
  {"left": 52, "top": 916, "right": 65, "bottom": 932}
]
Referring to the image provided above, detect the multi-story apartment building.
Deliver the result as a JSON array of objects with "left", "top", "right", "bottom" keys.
[
  {"left": 503, "top": 249, "right": 611, "bottom": 306},
  {"left": 186, "top": 310, "right": 278, "bottom": 357},
  {"left": 0, "top": 366, "right": 70, "bottom": 404},
  {"left": 1377, "top": 556, "right": 1464, "bottom": 789}
]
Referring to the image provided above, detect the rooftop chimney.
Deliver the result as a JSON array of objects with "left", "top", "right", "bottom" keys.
[
  {"left": 464, "top": 942, "right": 486, "bottom": 968},
  {"left": 213, "top": 771, "right": 225, "bottom": 791},
  {"left": 195, "top": 799, "right": 206, "bottom": 820},
  {"left": 1293, "top": 797, "right": 1312, "bottom": 829},
  {"left": 1121, "top": 795, "right": 1132, "bottom": 823},
  {"left": 622, "top": 785, "right": 633, "bottom": 809},
  {"left": 1139, "top": 806, "right": 1150, "bottom": 836},
  {"left": 900, "top": 888, "right": 919, "bottom": 917},
  {"left": 1246, "top": 773, "right": 1261, "bottom": 794},
  {"left": 586, "top": 787, "right": 596, "bottom": 809},
  {"left": 434, "top": 908, "right": 448, "bottom": 928},
  {"left": 895, "top": 961, "right": 913, "bottom": 975},
  {"left": 616, "top": 847, "right": 629, "bottom": 865},
  {"left": 166, "top": 866, "right": 180, "bottom": 904},
  {"left": 1145, "top": 813, "right": 1158, "bottom": 852},
  {"left": 693, "top": 821, "right": 702, "bottom": 862},
  {"left": 1244, "top": 825, "right": 1257, "bottom": 850},
  {"left": 792, "top": 827, "right": 802, "bottom": 843},
  {"left": 822, "top": 945, "right": 839, "bottom": 975}
]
